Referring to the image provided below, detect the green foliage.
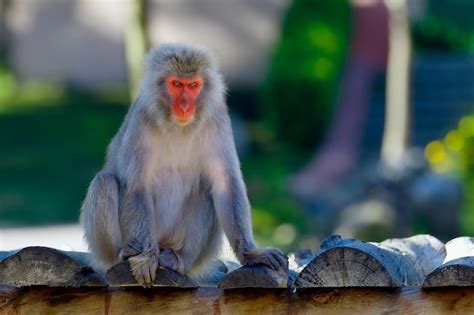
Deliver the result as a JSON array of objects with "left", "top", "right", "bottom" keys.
[
  {"left": 260, "top": 0, "right": 350, "bottom": 149},
  {"left": 413, "top": 0, "right": 474, "bottom": 54},
  {"left": 0, "top": 90, "right": 127, "bottom": 225},
  {"left": 242, "top": 141, "right": 310, "bottom": 250},
  {"left": 425, "top": 115, "right": 474, "bottom": 235},
  {"left": 0, "top": 59, "right": 16, "bottom": 103}
]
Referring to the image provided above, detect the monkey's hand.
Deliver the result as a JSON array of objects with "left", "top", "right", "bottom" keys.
[
  {"left": 157, "top": 248, "right": 184, "bottom": 274},
  {"left": 243, "top": 247, "right": 288, "bottom": 270},
  {"left": 120, "top": 240, "right": 159, "bottom": 287},
  {"left": 128, "top": 247, "right": 159, "bottom": 287}
]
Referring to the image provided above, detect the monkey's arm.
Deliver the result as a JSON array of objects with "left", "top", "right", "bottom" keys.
[
  {"left": 115, "top": 138, "right": 160, "bottom": 285},
  {"left": 207, "top": 130, "right": 286, "bottom": 269},
  {"left": 209, "top": 155, "right": 257, "bottom": 259}
]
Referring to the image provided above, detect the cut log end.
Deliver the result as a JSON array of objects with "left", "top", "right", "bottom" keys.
[
  {"left": 295, "top": 246, "right": 399, "bottom": 288},
  {"left": 105, "top": 261, "right": 197, "bottom": 288},
  {"left": 0, "top": 247, "right": 105, "bottom": 287},
  {"left": 423, "top": 257, "right": 474, "bottom": 287}
]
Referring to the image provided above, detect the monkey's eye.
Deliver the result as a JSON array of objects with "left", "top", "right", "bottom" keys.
[
  {"left": 188, "top": 82, "right": 198, "bottom": 88},
  {"left": 173, "top": 81, "right": 183, "bottom": 87}
]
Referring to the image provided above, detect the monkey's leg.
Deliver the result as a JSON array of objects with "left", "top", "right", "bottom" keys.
[
  {"left": 180, "top": 205, "right": 223, "bottom": 276},
  {"left": 119, "top": 189, "right": 159, "bottom": 286},
  {"left": 156, "top": 248, "right": 182, "bottom": 272},
  {"left": 81, "top": 172, "right": 122, "bottom": 270}
]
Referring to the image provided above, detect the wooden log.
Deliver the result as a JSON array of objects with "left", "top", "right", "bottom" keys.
[
  {"left": 424, "top": 237, "right": 474, "bottom": 287},
  {"left": 0, "top": 247, "right": 105, "bottom": 287},
  {"left": 106, "top": 261, "right": 197, "bottom": 287},
  {"left": 295, "top": 236, "right": 404, "bottom": 287},
  {"left": 3, "top": 286, "right": 474, "bottom": 314},
  {"left": 295, "top": 234, "right": 444, "bottom": 288},
  {"left": 377, "top": 234, "right": 445, "bottom": 286},
  {"left": 0, "top": 251, "right": 17, "bottom": 262},
  {"left": 218, "top": 263, "right": 288, "bottom": 289}
]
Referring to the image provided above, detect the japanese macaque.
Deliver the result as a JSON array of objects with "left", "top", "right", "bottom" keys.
[{"left": 80, "top": 43, "right": 286, "bottom": 286}]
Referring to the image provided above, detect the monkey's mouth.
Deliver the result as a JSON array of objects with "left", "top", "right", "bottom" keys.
[{"left": 174, "top": 115, "right": 194, "bottom": 125}]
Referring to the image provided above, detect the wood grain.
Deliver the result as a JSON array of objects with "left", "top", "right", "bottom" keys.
[
  {"left": 424, "top": 237, "right": 474, "bottom": 287},
  {"left": 2, "top": 286, "right": 474, "bottom": 314},
  {"left": 0, "top": 247, "right": 105, "bottom": 287},
  {"left": 295, "top": 236, "right": 403, "bottom": 287},
  {"left": 377, "top": 234, "right": 445, "bottom": 286},
  {"left": 295, "top": 235, "right": 445, "bottom": 287}
]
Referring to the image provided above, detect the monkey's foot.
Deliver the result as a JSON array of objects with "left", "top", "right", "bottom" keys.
[
  {"left": 119, "top": 239, "right": 146, "bottom": 260},
  {"left": 128, "top": 248, "right": 159, "bottom": 287},
  {"left": 158, "top": 248, "right": 183, "bottom": 273},
  {"left": 244, "top": 247, "right": 288, "bottom": 270}
]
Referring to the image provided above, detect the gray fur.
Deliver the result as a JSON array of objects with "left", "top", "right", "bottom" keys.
[{"left": 80, "top": 43, "right": 285, "bottom": 285}]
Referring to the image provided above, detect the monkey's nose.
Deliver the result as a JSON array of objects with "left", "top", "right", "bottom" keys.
[{"left": 180, "top": 99, "right": 190, "bottom": 111}]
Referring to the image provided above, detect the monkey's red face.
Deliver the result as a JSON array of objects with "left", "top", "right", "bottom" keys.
[{"left": 166, "top": 75, "right": 203, "bottom": 125}]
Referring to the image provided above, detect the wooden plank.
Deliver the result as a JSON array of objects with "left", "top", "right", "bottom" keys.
[
  {"left": 295, "top": 235, "right": 444, "bottom": 287},
  {"left": 0, "top": 286, "right": 18, "bottom": 310},
  {"left": 0, "top": 247, "right": 105, "bottom": 287},
  {"left": 2, "top": 286, "right": 474, "bottom": 314},
  {"left": 424, "top": 237, "right": 474, "bottom": 287}
]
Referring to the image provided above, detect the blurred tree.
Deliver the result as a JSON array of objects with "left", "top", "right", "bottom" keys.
[
  {"left": 260, "top": 0, "right": 350, "bottom": 149},
  {"left": 0, "top": 0, "right": 16, "bottom": 104},
  {"left": 125, "top": 0, "right": 150, "bottom": 100},
  {"left": 381, "top": 0, "right": 411, "bottom": 168},
  {"left": 0, "top": 0, "right": 8, "bottom": 57},
  {"left": 0, "top": 0, "right": 13, "bottom": 63}
]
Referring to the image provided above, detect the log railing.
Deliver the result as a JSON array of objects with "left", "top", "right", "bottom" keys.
[{"left": 2, "top": 234, "right": 474, "bottom": 313}]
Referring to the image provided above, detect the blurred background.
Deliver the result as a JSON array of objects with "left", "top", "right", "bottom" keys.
[{"left": 0, "top": 0, "right": 473, "bottom": 253}]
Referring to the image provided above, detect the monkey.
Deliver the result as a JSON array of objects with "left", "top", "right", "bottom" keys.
[{"left": 80, "top": 43, "right": 287, "bottom": 286}]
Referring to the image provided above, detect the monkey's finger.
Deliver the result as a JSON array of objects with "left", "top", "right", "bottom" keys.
[
  {"left": 141, "top": 279, "right": 148, "bottom": 288},
  {"left": 254, "top": 254, "right": 278, "bottom": 270},
  {"left": 149, "top": 267, "right": 156, "bottom": 285},
  {"left": 266, "top": 255, "right": 281, "bottom": 270},
  {"left": 144, "top": 270, "right": 153, "bottom": 288},
  {"left": 272, "top": 252, "right": 288, "bottom": 268},
  {"left": 136, "top": 274, "right": 147, "bottom": 287},
  {"left": 143, "top": 268, "right": 152, "bottom": 286},
  {"left": 268, "top": 247, "right": 284, "bottom": 256}
]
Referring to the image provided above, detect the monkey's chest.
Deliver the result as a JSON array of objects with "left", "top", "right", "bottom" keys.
[{"left": 151, "top": 168, "right": 208, "bottom": 237}]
